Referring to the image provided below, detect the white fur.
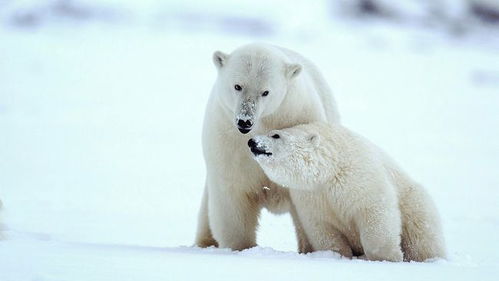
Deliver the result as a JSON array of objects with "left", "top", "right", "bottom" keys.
[
  {"left": 195, "top": 43, "right": 340, "bottom": 251},
  {"left": 252, "top": 122, "right": 446, "bottom": 261}
]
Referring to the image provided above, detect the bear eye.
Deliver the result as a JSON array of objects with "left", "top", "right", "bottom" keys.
[
  {"left": 271, "top": 134, "right": 280, "bottom": 139},
  {"left": 234, "top": 84, "right": 242, "bottom": 91},
  {"left": 262, "top": 90, "right": 269, "bottom": 97}
]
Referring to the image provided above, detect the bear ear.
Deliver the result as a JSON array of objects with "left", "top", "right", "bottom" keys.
[
  {"left": 285, "top": 63, "right": 302, "bottom": 79},
  {"left": 308, "top": 133, "right": 320, "bottom": 147},
  {"left": 213, "top": 51, "right": 228, "bottom": 69}
]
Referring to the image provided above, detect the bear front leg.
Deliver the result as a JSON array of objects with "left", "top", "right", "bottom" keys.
[
  {"left": 208, "top": 185, "right": 260, "bottom": 251},
  {"left": 304, "top": 222, "right": 353, "bottom": 258},
  {"left": 356, "top": 206, "right": 403, "bottom": 262},
  {"left": 291, "top": 192, "right": 352, "bottom": 257},
  {"left": 195, "top": 182, "right": 218, "bottom": 248},
  {"left": 289, "top": 203, "right": 313, "bottom": 254}
]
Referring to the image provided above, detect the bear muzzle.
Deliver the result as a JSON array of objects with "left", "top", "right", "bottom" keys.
[
  {"left": 248, "top": 138, "right": 272, "bottom": 157},
  {"left": 237, "top": 119, "right": 253, "bottom": 134}
]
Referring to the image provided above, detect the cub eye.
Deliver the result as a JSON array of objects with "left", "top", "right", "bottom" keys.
[
  {"left": 234, "top": 84, "right": 242, "bottom": 91},
  {"left": 262, "top": 90, "right": 269, "bottom": 97},
  {"left": 271, "top": 134, "right": 280, "bottom": 139}
]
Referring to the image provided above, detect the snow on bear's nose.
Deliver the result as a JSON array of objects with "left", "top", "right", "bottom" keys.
[{"left": 248, "top": 138, "right": 272, "bottom": 157}]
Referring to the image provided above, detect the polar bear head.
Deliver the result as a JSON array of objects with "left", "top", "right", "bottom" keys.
[
  {"left": 247, "top": 123, "right": 331, "bottom": 190},
  {"left": 213, "top": 44, "right": 302, "bottom": 134}
]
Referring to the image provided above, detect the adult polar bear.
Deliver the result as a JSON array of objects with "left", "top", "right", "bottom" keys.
[{"left": 195, "top": 43, "right": 340, "bottom": 251}]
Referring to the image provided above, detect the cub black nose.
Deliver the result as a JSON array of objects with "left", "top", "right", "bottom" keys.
[{"left": 248, "top": 138, "right": 256, "bottom": 148}]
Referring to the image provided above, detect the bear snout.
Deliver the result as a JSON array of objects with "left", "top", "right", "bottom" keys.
[
  {"left": 237, "top": 119, "right": 253, "bottom": 134},
  {"left": 248, "top": 138, "right": 257, "bottom": 148},
  {"left": 248, "top": 138, "right": 272, "bottom": 157}
]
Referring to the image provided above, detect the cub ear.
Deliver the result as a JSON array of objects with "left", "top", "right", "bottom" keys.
[
  {"left": 213, "top": 51, "right": 228, "bottom": 69},
  {"left": 308, "top": 133, "right": 320, "bottom": 147},
  {"left": 285, "top": 63, "right": 302, "bottom": 79}
]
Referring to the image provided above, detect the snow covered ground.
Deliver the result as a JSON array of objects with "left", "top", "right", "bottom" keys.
[{"left": 1, "top": 1, "right": 499, "bottom": 280}]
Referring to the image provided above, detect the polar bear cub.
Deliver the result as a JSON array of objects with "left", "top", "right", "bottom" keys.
[{"left": 248, "top": 122, "right": 446, "bottom": 262}]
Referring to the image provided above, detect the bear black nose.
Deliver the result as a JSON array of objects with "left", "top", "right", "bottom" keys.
[
  {"left": 248, "top": 138, "right": 256, "bottom": 148},
  {"left": 237, "top": 119, "right": 253, "bottom": 129}
]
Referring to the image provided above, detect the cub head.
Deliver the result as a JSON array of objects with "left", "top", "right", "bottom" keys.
[
  {"left": 247, "top": 125, "right": 328, "bottom": 190},
  {"left": 213, "top": 44, "right": 302, "bottom": 134}
]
